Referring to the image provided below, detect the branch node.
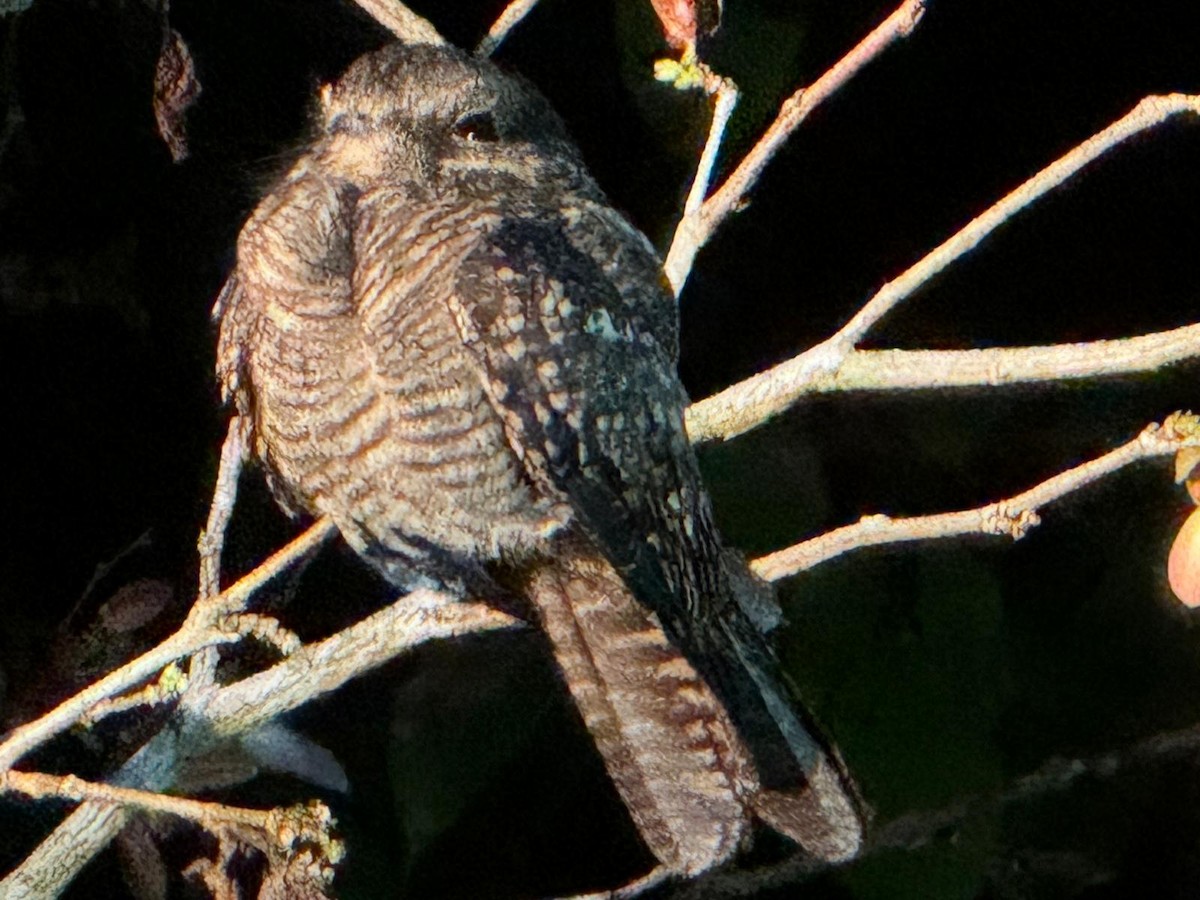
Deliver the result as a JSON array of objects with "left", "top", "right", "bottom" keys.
[
  {"left": 988, "top": 506, "right": 1041, "bottom": 540},
  {"left": 221, "top": 614, "right": 302, "bottom": 656}
]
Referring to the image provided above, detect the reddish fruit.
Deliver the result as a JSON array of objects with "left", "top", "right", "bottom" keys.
[{"left": 1169, "top": 505, "right": 1200, "bottom": 608}]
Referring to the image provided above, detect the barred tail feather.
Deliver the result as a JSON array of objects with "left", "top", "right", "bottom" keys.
[
  {"left": 526, "top": 543, "right": 755, "bottom": 875},
  {"left": 525, "top": 539, "right": 864, "bottom": 874}
]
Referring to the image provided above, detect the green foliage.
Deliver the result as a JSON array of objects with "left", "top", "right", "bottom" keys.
[{"left": 783, "top": 550, "right": 1010, "bottom": 817}]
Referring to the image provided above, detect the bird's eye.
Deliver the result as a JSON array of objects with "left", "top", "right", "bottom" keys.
[
  {"left": 328, "top": 112, "right": 371, "bottom": 136},
  {"left": 452, "top": 111, "right": 499, "bottom": 143}
]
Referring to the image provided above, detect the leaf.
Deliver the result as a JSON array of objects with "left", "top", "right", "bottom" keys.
[
  {"left": 242, "top": 722, "right": 350, "bottom": 794},
  {"left": 153, "top": 28, "right": 202, "bottom": 163}
]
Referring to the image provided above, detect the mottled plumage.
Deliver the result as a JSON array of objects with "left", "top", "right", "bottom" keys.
[{"left": 215, "top": 42, "right": 862, "bottom": 881}]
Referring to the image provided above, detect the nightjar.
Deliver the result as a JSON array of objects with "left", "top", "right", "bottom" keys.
[{"left": 214, "top": 40, "right": 863, "bottom": 884}]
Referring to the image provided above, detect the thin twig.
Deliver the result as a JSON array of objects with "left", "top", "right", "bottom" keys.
[
  {"left": 69, "top": 529, "right": 153, "bottom": 626},
  {"left": 664, "top": 0, "right": 926, "bottom": 291},
  {"left": 870, "top": 716, "right": 1200, "bottom": 852},
  {"left": 0, "top": 518, "right": 336, "bottom": 775},
  {"left": 685, "top": 321, "right": 1200, "bottom": 444},
  {"left": 191, "top": 414, "right": 249, "bottom": 692},
  {"left": 829, "top": 92, "right": 1200, "bottom": 350},
  {"left": 197, "top": 414, "right": 246, "bottom": 600},
  {"left": 349, "top": 0, "right": 444, "bottom": 44},
  {"left": 661, "top": 74, "right": 740, "bottom": 298},
  {"left": 751, "top": 412, "right": 1200, "bottom": 580},
  {"left": 186, "top": 517, "right": 337, "bottom": 620},
  {"left": 476, "top": 0, "right": 541, "bottom": 57},
  {"left": 79, "top": 667, "right": 186, "bottom": 728},
  {"left": 683, "top": 77, "right": 739, "bottom": 219},
  {"left": 3, "top": 769, "right": 278, "bottom": 832}
]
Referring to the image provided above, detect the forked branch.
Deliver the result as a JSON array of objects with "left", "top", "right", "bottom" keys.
[
  {"left": 685, "top": 93, "right": 1200, "bottom": 444},
  {"left": 665, "top": 0, "right": 928, "bottom": 292},
  {"left": 0, "top": 517, "right": 336, "bottom": 775},
  {"left": 0, "top": 590, "right": 520, "bottom": 897}
]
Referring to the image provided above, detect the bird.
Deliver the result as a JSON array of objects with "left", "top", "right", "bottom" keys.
[{"left": 213, "top": 40, "right": 863, "bottom": 888}]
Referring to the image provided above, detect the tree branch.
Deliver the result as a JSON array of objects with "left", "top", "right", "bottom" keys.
[
  {"left": 3, "top": 769, "right": 296, "bottom": 834},
  {"left": 683, "top": 93, "right": 1200, "bottom": 444},
  {"left": 197, "top": 591, "right": 519, "bottom": 737},
  {"left": 832, "top": 92, "right": 1200, "bottom": 350},
  {"left": 0, "top": 591, "right": 520, "bottom": 896},
  {"left": 189, "top": 414, "right": 250, "bottom": 693},
  {"left": 348, "top": 0, "right": 444, "bottom": 44},
  {"left": 686, "top": 322, "right": 1200, "bottom": 444},
  {"left": 664, "top": 0, "right": 927, "bottom": 292},
  {"left": 476, "top": 0, "right": 541, "bottom": 57},
  {"left": 681, "top": 76, "right": 739, "bottom": 221},
  {"left": 750, "top": 412, "right": 1200, "bottom": 581},
  {"left": 0, "top": 518, "right": 336, "bottom": 775},
  {"left": 197, "top": 414, "right": 247, "bottom": 601}
]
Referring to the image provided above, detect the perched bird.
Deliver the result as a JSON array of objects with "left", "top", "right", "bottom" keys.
[{"left": 214, "top": 41, "right": 862, "bottom": 886}]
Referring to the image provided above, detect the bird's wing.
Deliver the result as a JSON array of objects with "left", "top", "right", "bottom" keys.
[{"left": 445, "top": 201, "right": 864, "bottom": 860}]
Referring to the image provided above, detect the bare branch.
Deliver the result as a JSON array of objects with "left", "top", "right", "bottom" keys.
[
  {"left": 78, "top": 664, "right": 187, "bottom": 728},
  {"left": 686, "top": 322, "right": 1200, "bottom": 444},
  {"left": 685, "top": 93, "right": 1200, "bottom": 444},
  {"left": 822, "top": 324, "right": 1200, "bottom": 392},
  {"left": 870, "top": 716, "right": 1200, "bottom": 852},
  {"left": 72, "top": 530, "right": 153, "bottom": 621},
  {"left": 190, "top": 414, "right": 250, "bottom": 693},
  {"left": 0, "top": 518, "right": 335, "bottom": 775},
  {"left": 3, "top": 769, "right": 280, "bottom": 832},
  {"left": 348, "top": 0, "right": 444, "bottom": 44},
  {"left": 829, "top": 92, "right": 1200, "bottom": 350},
  {"left": 751, "top": 412, "right": 1200, "bottom": 580},
  {"left": 0, "top": 804, "right": 130, "bottom": 899},
  {"left": 664, "top": 0, "right": 927, "bottom": 292},
  {"left": 198, "top": 591, "right": 519, "bottom": 737},
  {"left": 476, "top": 0, "right": 541, "bottom": 57},
  {"left": 197, "top": 414, "right": 247, "bottom": 600},
  {"left": 0, "top": 593, "right": 519, "bottom": 896},
  {"left": 682, "top": 77, "right": 739, "bottom": 220},
  {"left": 189, "top": 517, "right": 338, "bottom": 619}
]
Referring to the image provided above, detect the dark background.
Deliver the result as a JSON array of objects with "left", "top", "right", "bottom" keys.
[{"left": 1, "top": 0, "right": 1199, "bottom": 897}]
